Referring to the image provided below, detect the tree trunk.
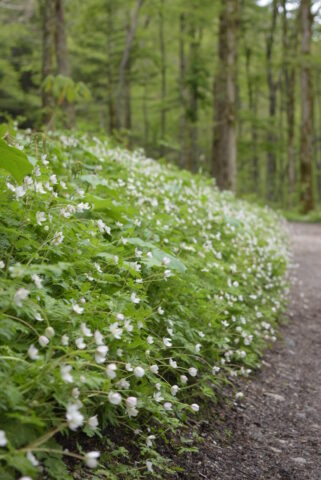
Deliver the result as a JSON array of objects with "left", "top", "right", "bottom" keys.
[
  {"left": 299, "top": 0, "right": 314, "bottom": 213},
  {"left": 265, "top": 0, "right": 278, "bottom": 202},
  {"left": 159, "top": 0, "right": 166, "bottom": 157},
  {"left": 42, "top": 0, "right": 54, "bottom": 125},
  {"left": 107, "top": 1, "right": 117, "bottom": 133},
  {"left": 54, "top": 0, "right": 75, "bottom": 127},
  {"left": 245, "top": 46, "right": 259, "bottom": 193},
  {"left": 124, "top": 12, "right": 132, "bottom": 141},
  {"left": 212, "top": 0, "right": 239, "bottom": 192},
  {"left": 187, "top": 21, "right": 200, "bottom": 172},
  {"left": 178, "top": 12, "right": 186, "bottom": 168},
  {"left": 116, "top": 0, "right": 144, "bottom": 129},
  {"left": 281, "top": 0, "right": 298, "bottom": 206}
]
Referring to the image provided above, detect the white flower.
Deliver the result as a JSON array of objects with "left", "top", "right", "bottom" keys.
[
  {"left": 66, "top": 403, "right": 84, "bottom": 430},
  {"left": 31, "top": 274, "right": 43, "bottom": 289},
  {"left": 150, "top": 364, "right": 159, "bottom": 374},
  {"left": 35, "top": 313, "right": 43, "bottom": 322},
  {"left": 76, "top": 202, "right": 90, "bottom": 212},
  {"left": 162, "top": 256, "right": 170, "bottom": 266},
  {"left": 45, "top": 326, "right": 55, "bottom": 338},
  {"left": 146, "top": 460, "right": 153, "bottom": 472},
  {"left": 164, "top": 269, "right": 171, "bottom": 280},
  {"left": 163, "top": 402, "right": 172, "bottom": 410},
  {"left": 75, "top": 337, "right": 86, "bottom": 349},
  {"left": 135, "top": 248, "right": 142, "bottom": 258},
  {"left": 212, "top": 366, "right": 220, "bottom": 374},
  {"left": 97, "top": 219, "right": 111, "bottom": 235},
  {"left": 81, "top": 322, "right": 92, "bottom": 337},
  {"left": 94, "top": 330, "right": 104, "bottom": 345},
  {"left": 163, "top": 337, "right": 172, "bottom": 347},
  {"left": 134, "top": 366, "right": 145, "bottom": 378},
  {"left": 0, "top": 260, "right": 5, "bottom": 269},
  {"left": 73, "top": 304, "right": 84, "bottom": 314},
  {"left": 84, "top": 451, "right": 100, "bottom": 469},
  {"left": 38, "top": 335, "right": 49, "bottom": 347},
  {"left": 116, "top": 379, "right": 130, "bottom": 389},
  {"left": 131, "top": 292, "right": 140, "bottom": 304},
  {"left": 72, "top": 387, "right": 80, "bottom": 399},
  {"left": 109, "top": 322, "right": 123, "bottom": 339},
  {"left": 108, "top": 391, "right": 122, "bottom": 405},
  {"left": 188, "top": 367, "right": 198, "bottom": 377},
  {"left": 61, "top": 364, "right": 73, "bottom": 383},
  {"left": 146, "top": 251, "right": 153, "bottom": 258},
  {"left": 157, "top": 306, "right": 164, "bottom": 315},
  {"left": 235, "top": 391, "right": 244, "bottom": 400},
  {"left": 146, "top": 435, "right": 156, "bottom": 447},
  {"left": 14, "top": 288, "right": 30, "bottom": 307},
  {"left": 61, "top": 334, "right": 69, "bottom": 346},
  {"left": 106, "top": 363, "right": 117, "bottom": 379},
  {"left": 124, "top": 320, "right": 133, "bottom": 332},
  {"left": 95, "top": 345, "right": 108, "bottom": 364},
  {"left": 153, "top": 391, "right": 164, "bottom": 402},
  {"left": 0, "top": 430, "right": 7, "bottom": 447},
  {"left": 26, "top": 451, "right": 39, "bottom": 466},
  {"left": 169, "top": 358, "right": 178, "bottom": 369},
  {"left": 36, "top": 211, "right": 46, "bottom": 226},
  {"left": 52, "top": 231, "right": 64, "bottom": 246},
  {"left": 126, "top": 363, "right": 133, "bottom": 372},
  {"left": 147, "top": 335, "right": 154, "bottom": 344},
  {"left": 171, "top": 385, "right": 179, "bottom": 396},
  {"left": 19, "top": 477, "right": 32, "bottom": 480},
  {"left": 116, "top": 313, "right": 124, "bottom": 321},
  {"left": 180, "top": 375, "right": 188, "bottom": 384},
  {"left": 94, "top": 262, "right": 102, "bottom": 273},
  {"left": 191, "top": 403, "right": 199, "bottom": 412},
  {"left": 126, "top": 397, "right": 137, "bottom": 409},
  {"left": 50, "top": 174, "right": 57, "bottom": 184},
  {"left": 28, "top": 344, "right": 39, "bottom": 360},
  {"left": 88, "top": 415, "right": 99, "bottom": 430}
]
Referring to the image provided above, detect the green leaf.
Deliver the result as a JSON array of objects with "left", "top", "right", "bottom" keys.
[{"left": 0, "top": 140, "right": 32, "bottom": 181}]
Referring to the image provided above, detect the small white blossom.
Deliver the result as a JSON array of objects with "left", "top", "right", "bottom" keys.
[
  {"left": 109, "top": 322, "right": 123, "bottom": 339},
  {"left": 28, "top": 344, "right": 39, "bottom": 360},
  {"left": 75, "top": 337, "right": 86, "bottom": 349},
  {"left": 134, "top": 366, "right": 145, "bottom": 378},
  {"left": 52, "top": 231, "right": 64, "bottom": 246},
  {"left": 188, "top": 367, "right": 198, "bottom": 377},
  {"left": 73, "top": 304, "right": 84, "bottom": 314},
  {"left": 45, "top": 326, "right": 55, "bottom": 338},
  {"left": 38, "top": 335, "right": 49, "bottom": 347},
  {"left": 0, "top": 430, "right": 7, "bottom": 447},
  {"left": 106, "top": 363, "right": 117, "bottom": 379},
  {"left": 14, "top": 288, "right": 30, "bottom": 307},
  {"left": 61, "top": 365, "right": 73, "bottom": 383},
  {"left": 88, "top": 415, "right": 99, "bottom": 430},
  {"left": 131, "top": 292, "right": 140, "bottom": 304},
  {"left": 191, "top": 403, "right": 200, "bottom": 412},
  {"left": 66, "top": 403, "right": 84, "bottom": 430},
  {"left": 108, "top": 391, "right": 122, "bottom": 405},
  {"left": 84, "top": 451, "right": 100, "bottom": 469},
  {"left": 61, "top": 334, "right": 69, "bottom": 346},
  {"left": 81, "top": 322, "right": 93, "bottom": 337},
  {"left": 36, "top": 211, "right": 46, "bottom": 226}
]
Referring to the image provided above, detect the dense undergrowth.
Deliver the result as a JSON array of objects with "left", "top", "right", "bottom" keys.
[{"left": 0, "top": 128, "right": 288, "bottom": 479}]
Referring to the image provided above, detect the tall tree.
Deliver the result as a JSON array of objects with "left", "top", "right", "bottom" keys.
[
  {"left": 212, "top": 0, "right": 239, "bottom": 192},
  {"left": 116, "top": 0, "right": 144, "bottom": 129},
  {"left": 265, "top": 0, "right": 278, "bottom": 201},
  {"left": 159, "top": 0, "right": 166, "bottom": 156},
  {"left": 107, "top": 1, "right": 117, "bottom": 133},
  {"left": 54, "top": 0, "right": 75, "bottom": 126},
  {"left": 41, "top": 0, "right": 54, "bottom": 125},
  {"left": 178, "top": 12, "right": 187, "bottom": 168},
  {"left": 299, "top": 0, "right": 314, "bottom": 212}
]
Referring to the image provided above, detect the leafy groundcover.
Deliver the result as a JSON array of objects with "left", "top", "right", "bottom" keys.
[{"left": 0, "top": 129, "right": 288, "bottom": 479}]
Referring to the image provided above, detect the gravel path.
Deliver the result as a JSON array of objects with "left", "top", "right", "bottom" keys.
[{"left": 175, "top": 222, "right": 321, "bottom": 479}]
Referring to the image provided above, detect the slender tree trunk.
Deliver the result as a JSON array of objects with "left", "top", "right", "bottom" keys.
[
  {"left": 299, "top": 0, "right": 314, "bottom": 212},
  {"left": 187, "top": 22, "right": 199, "bottom": 172},
  {"left": 265, "top": 0, "right": 278, "bottom": 201},
  {"left": 281, "top": 0, "right": 298, "bottom": 205},
  {"left": 159, "top": 0, "right": 166, "bottom": 156},
  {"left": 42, "top": 0, "right": 54, "bottom": 125},
  {"left": 124, "top": 12, "right": 132, "bottom": 142},
  {"left": 107, "top": 1, "right": 117, "bottom": 133},
  {"left": 54, "top": 0, "right": 75, "bottom": 127},
  {"left": 212, "top": 0, "right": 239, "bottom": 192},
  {"left": 178, "top": 12, "right": 186, "bottom": 168},
  {"left": 116, "top": 0, "right": 144, "bottom": 129},
  {"left": 245, "top": 46, "right": 259, "bottom": 192}
]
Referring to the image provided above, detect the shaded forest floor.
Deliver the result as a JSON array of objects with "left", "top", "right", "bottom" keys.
[{"left": 171, "top": 222, "right": 321, "bottom": 480}]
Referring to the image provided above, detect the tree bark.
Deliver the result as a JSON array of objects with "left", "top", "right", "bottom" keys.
[
  {"left": 265, "top": 0, "right": 278, "bottom": 202},
  {"left": 116, "top": 0, "right": 144, "bottom": 129},
  {"left": 54, "top": 0, "right": 75, "bottom": 126},
  {"left": 107, "top": 1, "right": 117, "bottom": 133},
  {"left": 187, "top": 21, "right": 200, "bottom": 172},
  {"left": 212, "top": 0, "right": 239, "bottom": 192},
  {"left": 159, "top": 0, "right": 166, "bottom": 156},
  {"left": 178, "top": 12, "right": 186, "bottom": 168},
  {"left": 245, "top": 46, "right": 259, "bottom": 193},
  {"left": 41, "top": 0, "right": 54, "bottom": 125},
  {"left": 299, "top": 0, "right": 314, "bottom": 212},
  {"left": 124, "top": 12, "right": 132, "bottom": 140}
]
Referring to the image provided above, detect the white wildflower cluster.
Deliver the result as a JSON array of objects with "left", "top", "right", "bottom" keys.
[{"left": 0, "top": 131, "right": 288, "bottom": 478}]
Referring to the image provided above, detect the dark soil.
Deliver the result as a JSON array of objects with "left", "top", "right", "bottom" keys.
[{"left": 171, "top": 222, "right": 321, "bottom": 480}]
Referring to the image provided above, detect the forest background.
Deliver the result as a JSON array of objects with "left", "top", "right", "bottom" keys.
[{"left": 1, "top": 0, "right": 321, "bottom": 213}]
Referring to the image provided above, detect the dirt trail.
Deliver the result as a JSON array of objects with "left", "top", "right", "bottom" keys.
[{"left": 176, "top": 222, "right": 321, "bottom": 479}]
